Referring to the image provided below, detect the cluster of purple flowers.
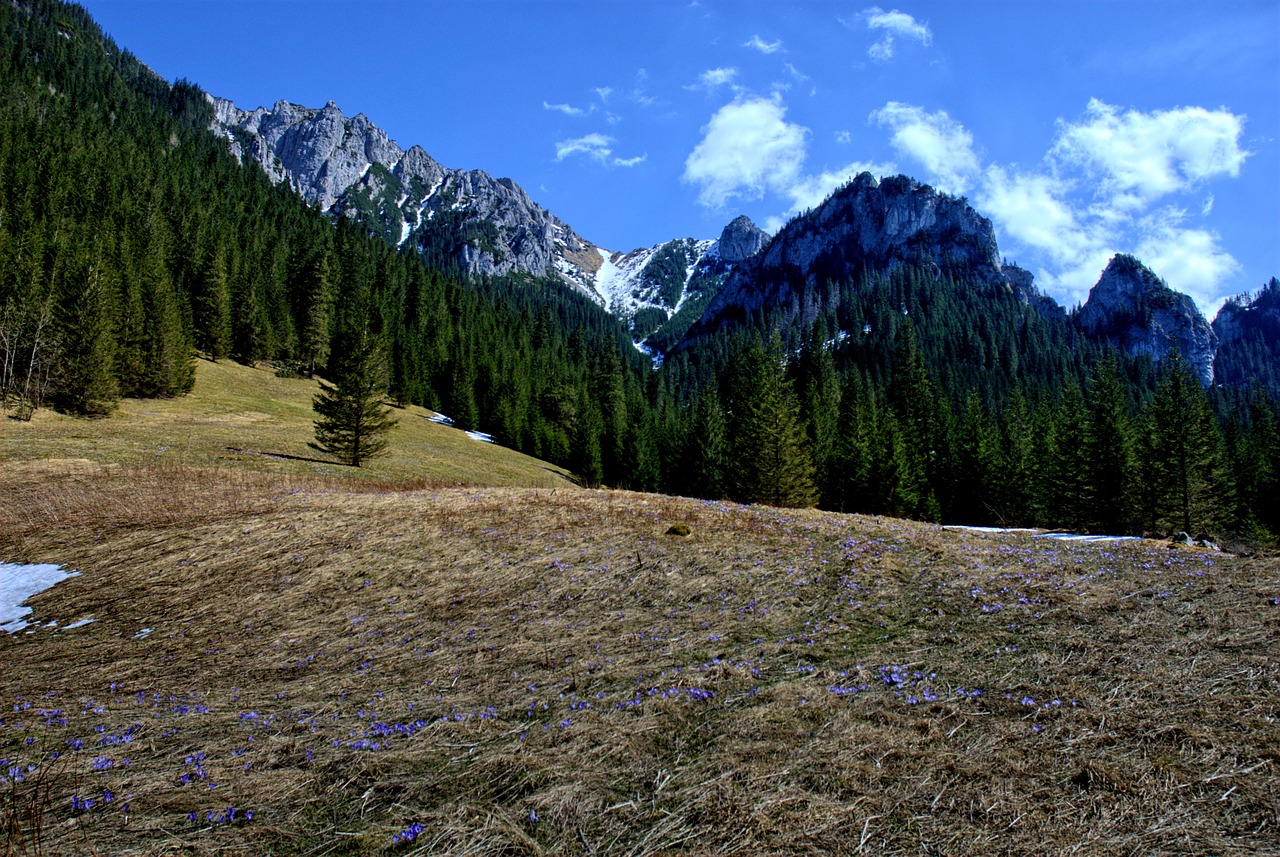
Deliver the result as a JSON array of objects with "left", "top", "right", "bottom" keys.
[{"left": 392, "top": 821, "right": 425, "bottom": 844}]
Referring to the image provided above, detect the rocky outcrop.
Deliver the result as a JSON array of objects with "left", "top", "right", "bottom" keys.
[
  {"left": 210, "top": 96, "right": 597, "bottom": 291},
  {"left": 1211, "top": 277, "right": 1280, "bottom": 392},
  {"left": 209, "top": 95, "right": 767, "bottom": 349},
  {"left": 594, "top": 216, "right": 767, "bottom": 352},
  {"left": 1077, "top": 254, "right": 1217, "bottom": 386},
  {"left": 681, "top": 173, "right": 1020, "bottom": 344},
  {"left": 750, "top": 173, "right": 1007, "bottom": 287},
  {"left": 717, "top": 215, "right": 769, "bottom": 263},
  {"left": 1004, "top": 263, "right": 1066, "bottom": 320}
]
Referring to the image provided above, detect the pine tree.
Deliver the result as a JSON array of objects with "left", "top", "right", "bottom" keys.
[
  {"left": 886, "top": 321, "right": 942, "bottom": 521},
  {"left": 1048, "top": 381, "right": 1090, "bottom": 530},
  {"left": 1082, "top": 355, "right": 1132, "bottom": 532},
  {"left": 571, "top": 386, "right": 605, "bottom": 488},
  {"left": 1243, "top": 390, "right": 1280, "bottom": 538},
  {"left": 309, "top": 327, "right": 396, "bottom": 467},
  {"left": 293, "top": 248, "right": 332, "bottom": 377},
  {"left": 52, "top": 234, "right": 118, "bottom": 416},
  {"left": 1148, "top": 353, "right": 1222, "bottom": 535},
  {"left": 724, "top": 334, "right": 818, "bottom": 508},
  {"left": 190, "top": 235, "right": 231, "bottom": 361},
  {"left": 796, "top": 318, "right": 841, "bottom": 505},
  {"left": 685, "top": 380, "right": 728, "bottom": 499}
]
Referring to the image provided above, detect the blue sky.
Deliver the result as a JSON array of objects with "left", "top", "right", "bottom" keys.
[{"left": 82, "top": 0, "right": 1278, "bottom": 317}]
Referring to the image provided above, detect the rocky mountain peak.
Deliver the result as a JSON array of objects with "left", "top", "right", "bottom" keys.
[
  {"left": 1211, "top": 277, "right": 1280, "bottom": 394},
  {"left": 679, "top": 173, "right": 1012, "bottom": 346},
  {"left": 718, "top": 215, "right": 768, "bottom": 262},
  {"left": 1077, "top": 254, "right": 1217, "bottom": 385},
  {"left": 209, "top": 95, "right": 604, "bottom": 291}
]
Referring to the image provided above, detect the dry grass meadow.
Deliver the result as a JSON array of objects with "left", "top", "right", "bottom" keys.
[
  {"left": 0, "top": 359, "right": 574, "bottom": 489},
  {"left": 1, "top": 364, "right": 1278, "bottom": 856}
]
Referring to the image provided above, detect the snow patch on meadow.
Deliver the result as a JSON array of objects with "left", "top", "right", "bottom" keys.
[
  {"left": 1, "top": 563, "right": 79, "bottom": 633},
  {"left": 943, "top": 525, "right": 1143, "bottom": 542}
]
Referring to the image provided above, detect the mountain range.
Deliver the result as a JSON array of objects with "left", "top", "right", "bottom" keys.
[
  {"left": 5, "top": 0, "right": 1278, "bottom": 537},
  {"left": 210, "top": 95, "right": 1274, "bottom": 388}
]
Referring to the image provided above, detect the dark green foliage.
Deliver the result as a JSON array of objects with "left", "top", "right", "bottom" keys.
[
  {"left": 723, "top": 334, "right": 818, "bottom": 508},
  {"left": 1145, "top": 353, "right": 1224, "bottom": 535},
  {"left": 1081, "top": 356, "right": 1133, "bottom": 533},
  {"left": 630, "top": 306, "right": 669, "bottom": 341},
  {"left": 885, "top": 321, "right": 943, "bottom": 521},
  {"left": 1213, "top": 278, "right": 1280, "bottom": 400},
  {"left": 51, "top": 235, "right": 118, "bottom": 416},
  {"left": 683, "top": 380, "right": 728, "bottom": 499},
  {"left": 310, "top": 326, "right": 397, "bottom": 467},
  {"left": 6, "top": 0, "right": 1277, "bottom": 543},
  {"left": 795, "top": 318, "right": 841, "bottom": 505},
  {"left": 639, "top": 243, "right": 687, "bottom": 309}
]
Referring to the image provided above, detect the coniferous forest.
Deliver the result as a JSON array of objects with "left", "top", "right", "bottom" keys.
[{"left": 2, "top": 0, "right": 1278, "bottom": 543}]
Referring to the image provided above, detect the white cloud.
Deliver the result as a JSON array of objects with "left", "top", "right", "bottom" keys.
[
  {"left": 683, "top": 97, "right": 808, "bottom": 208},
  {"left": 555, "top": 133, "right": 646, "bottom": 169},
  {"left": 1051, "top": 98, "right": 1248, "bottom": 208},
  {"left": 689, "top": 67, "right": 739, "bottom": 92},
  {"left": 631, "top": 69, "right": 657, "bottom": 108},
  {"left": 1133, "top": 210, "right": 1239, "bottom": 313},
  {"left": 593, "top": 87, "right": 614, "bottom": 103},
  {"left": 896, "top": 99, "right": 1250, "bottom": 313},
  {"left": 683, "top": 91, "right": 1248, "bottom": 316},
  {"left": 613, "top": 153, "right": 648, "bottom": 168},
  {"left": 862, "top": 6, "right": 932, "bottom": 61},
  {"left": 977, "top": 165, "right": 1114, "bottom": 306},
  {"left": 743, "top": 34, "right": 783, "bottom": 54},
  {"left": 784, "top": 63, "right": 810, "bottom": 84},
  {"left": 871, "top": 102, "right": 980, "bottom": 194},
  {"left": 543, "top": 101, "right": 588, "bottom": 117},
  {"left": 979, "top": 166, "right": 1092, "bottom": 265},
  {"left": 555, "top": 133, "right": 614, "bottom": 164}
]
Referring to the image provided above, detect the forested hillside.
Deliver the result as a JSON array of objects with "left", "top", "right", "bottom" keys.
[
  {"left": 0, "top": 0, "right": 654, "bottom": 477},
  {"left": 2, "top": 0, "right": 1277, "bottom": 543}
]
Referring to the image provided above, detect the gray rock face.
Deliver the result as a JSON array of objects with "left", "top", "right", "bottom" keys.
[
  {"left": 717, "top": 215, "right": 768, "bottom": 263},
  {"left": 1004, "top": 263, "right": 1066, "bottom": 320},
  {"left": 685, "top": 173, "right": 1018, "bottom": 342},
  {"left": 209, "top": 95, "right": 596, "bottom": 291},
  {"left": 753, "top": 173, "right": 1005, "bottom": 286},
  {"left": 1077, "top": 254, "right": 1217, "bottom": 386},
  {"left": 1211, "top": 277, "right": 1280, "bottom": 391}
]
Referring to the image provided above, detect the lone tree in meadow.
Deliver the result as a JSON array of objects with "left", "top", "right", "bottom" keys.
[{"left": 310, "top": 327, "right": 396, "bottom": 467}]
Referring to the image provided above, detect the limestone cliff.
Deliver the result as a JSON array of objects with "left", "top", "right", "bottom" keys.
[{"left": 1077, "top": 254, "right": 1217, "bottom": 386}]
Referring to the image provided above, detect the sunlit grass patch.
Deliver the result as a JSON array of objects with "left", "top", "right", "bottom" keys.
[{"left": 0, "top": 358, "right": 574, "bottom": 489}]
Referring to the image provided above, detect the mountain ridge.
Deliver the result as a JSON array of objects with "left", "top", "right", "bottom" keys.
[{"left": 211, "top": 93, "right": 1240, "bottom": 385}]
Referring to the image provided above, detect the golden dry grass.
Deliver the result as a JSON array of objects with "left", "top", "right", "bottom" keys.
[
  {"left": 0, "top": 358, "right": 574, "bottom": 489},
  {"left": 2, "top": 465, "right": 1277, "bottom": 856}
]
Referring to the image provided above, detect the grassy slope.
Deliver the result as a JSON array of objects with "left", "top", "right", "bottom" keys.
[
  {"left": 0, "top": 358, "right": 573, "bottom": 488},
  {"left": 1, "top": 464, "right": 1277, "bottom": 856}
]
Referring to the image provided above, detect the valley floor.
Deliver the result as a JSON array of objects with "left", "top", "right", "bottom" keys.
[{"left": 1, "top": 462, "right": 1277, "bottom": 856}]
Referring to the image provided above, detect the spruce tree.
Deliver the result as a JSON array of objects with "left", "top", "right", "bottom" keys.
[
  {"left": 796, "top": 318, "right": 841, "bottom": 506},
  {"left": 53, "top": 234, "right": 118, "bottom": 416},
  {"left": 685, "top": 380, "right": 728, "bottom": 499},
  {"left": 1082, "top": 355, "right": 1132, "bottom": 533},
  {"left": 886, "top": 321, "right": 942, "bottom": 521},
  {"left": 724, "top": 334, "right": 818, "bottom": 508},
  {"left": 293, "top": 248, "right": 332, "bottom": 377},
  {"left": 309, "top": 327, "right": 396, "bottom": 467},
  {"left": 1149, "top": 353, "right": 1222, "bottom": 535}
]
